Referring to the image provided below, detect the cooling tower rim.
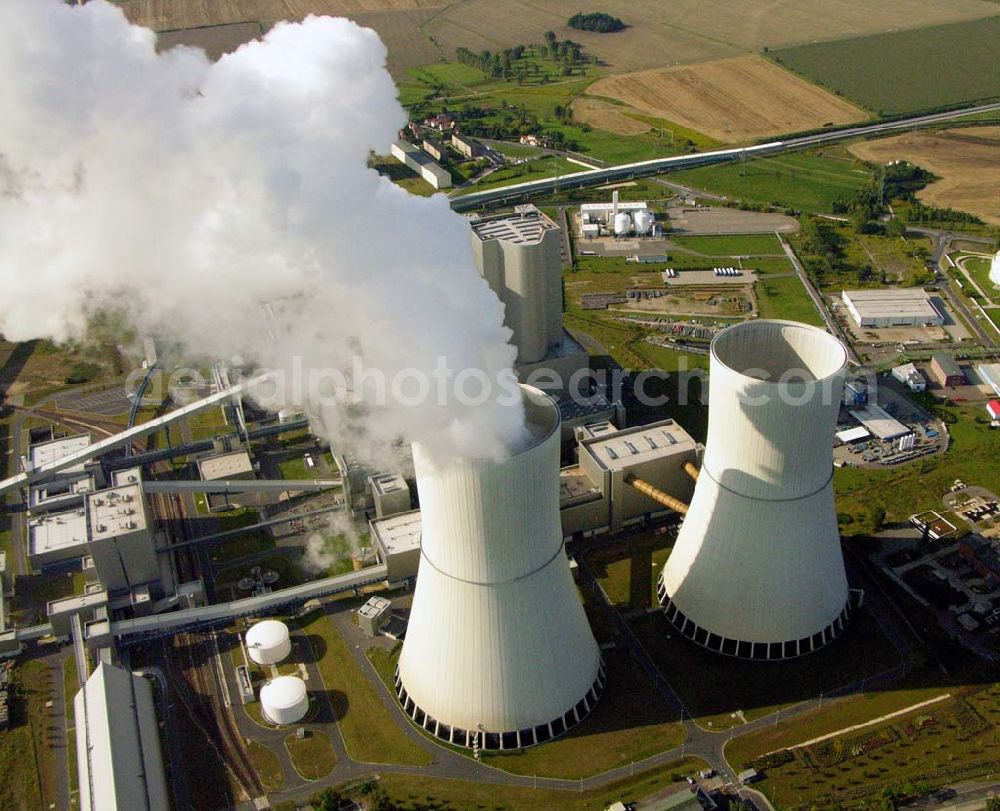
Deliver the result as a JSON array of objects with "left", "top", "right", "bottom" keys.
[
  {"left": 710, "top": 319, "right": 847, "bottom": 385},
  {"left": 415, "top": 384, "right": 559, "bottom": 462}
]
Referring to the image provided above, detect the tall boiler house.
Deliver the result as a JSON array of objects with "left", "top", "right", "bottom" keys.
[
  {"left": 395, "top": 386, "right": 604, "bottom": 750},
  {"left": 659, "top": 320, "right": 852, "bottom": 660}
]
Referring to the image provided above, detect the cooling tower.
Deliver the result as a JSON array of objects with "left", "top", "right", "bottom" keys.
[
  {"left": 396, "top": 386, "right": 604, "bottom": 751},
  {"left": 659, "top": 320, "right": 851, "bottom": 660}
]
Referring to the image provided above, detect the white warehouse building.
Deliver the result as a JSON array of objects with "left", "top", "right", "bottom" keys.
[
  {"left": 841, "top": 289, "right": 943, "bottom": 328},
  {"left": 660, "top": 320, "right": 853, "bottom": 660},
  {"left": 395, "top": 386, "right": 604, "bottom": 751}
]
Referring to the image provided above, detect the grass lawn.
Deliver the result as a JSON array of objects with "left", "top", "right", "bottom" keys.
[
  {"left": 728, "top": 682, "right": 1000, "bottom": 808},
  {"left": 983, "top": 308, "right": 1000, "bottom": 333},
  {"left": 670, "top": 151, "right": 871, "bottom": 213},
  {"left": 299, "top": 609, "right": 431, "bottom": 766},
  {"left": 366, "top": 644, "right": 684, "bottom": 779},
  {"left": 669, "top": 233, "right": 783, "bottom": 256},
  {"left": 0, "top": 660, "right": 53, "bottom": 811},
  {"left": 246, "top": 740, "right": 285, "bottom": 791},
  {"left": 631, "top": 609, "right": 902, "bottom": 730},
  {"left": 277, "top": 454, "right": 313, "bottom": 480},
  {"left": 963, "top": 255, "right": 999, "bottom": 304},
  {"left": 374, "top": 758, "right": 709, "bottom": 811},
  {"left": 455, "top": 156, "right": 586, "bottom": 195},
  {"left": 284, "top": 730, "right": 335, "bottom": 781},
  {"left": 63, "top": 655, "right": 78, "bottom": 721},
  {"left": 754, "top": 274, "right": 825, "bottom": 326},
  {"left": 209, "top": 529, "right": 274, "bottom": 564}
]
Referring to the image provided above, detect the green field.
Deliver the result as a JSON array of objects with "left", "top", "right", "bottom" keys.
[
  {"left": 246, "top": 740, "right": 285, "bottom": 792},
  {"left": 771, "top": 17, "right": 1000, "bottom": 115},
  {"left": 284, "top": 730, "right": 336, "bottom": 781},
  {"left": 0, "top": 660, "right": 49, "bottom": 811},
  {"left": 962, "top": 255, "right": 999, "bottom": 303},
  {"left": 669, "top": 151, "right": 872, "bottom": 213},
  {"left": 669, "top": 233, "right": 783, "bottom": 256},
  {"left": 984, "top": 308, "right": 1000, "bottom": 332},
  {"left": 755, "top": 275, "right": 824, "bottom": 326},
  {"left": 456, "top": 155, "right": 586, "bottom": 195}
]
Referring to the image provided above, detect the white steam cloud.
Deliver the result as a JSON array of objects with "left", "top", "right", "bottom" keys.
[{"left": 0, "top": 0, "right": 524, "bottom": 462}]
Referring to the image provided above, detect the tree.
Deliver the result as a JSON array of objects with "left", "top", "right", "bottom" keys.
[
  {"left": 316, "top": 788, "right": 344, "bottom": 811},
  {"left": 986, "top": 798, "right": 1000, "bottom": 811}
]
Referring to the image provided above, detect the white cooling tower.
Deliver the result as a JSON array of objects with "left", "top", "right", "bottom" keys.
[
  {"left": 614, "top": 212, "right": 632, "bottom": 236},
  {"left": 396, "top": 386, "right": 604, "bottom": 751},
  {"left": 990, "top": 249, "right": 1000, "bottom": 286},
  {"left": 659, "top": 320, "right": 851, "bottom": 660},
  {"left": 245, "top": 619, "right": 292, "bottom": 666},
  {"left": 260, "top": 676, "right": 308, "bottom": 725}
]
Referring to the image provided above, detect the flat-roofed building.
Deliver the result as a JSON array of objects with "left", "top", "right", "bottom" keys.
[
  {"left": 976, "top": 363, "right": 1000, "bottom": 397},
  {"left": 197, "top": 450, "right": 254, "bottom": 481},
  {"left": 87, "top": 484, "right": 158, "bottom": 593},
  {"left": 28, "top": 508, "right": 89, "bottom": 569},
  {"left": 74, "top": 662, "right": 169, "bottom": 811},
  {"left": 450, "top": 131, "right": 482, "bottom": 158},
  {"left": 578, "top": 419, "right": 698, "bottom": 532},
  {"left": 111, "top": 467, "right": 142, "bottom": 488},
  {"left": 929, "top": 353, "right": 965, "bottom": 387},
  {"left": 849, "top": 404, "right": 911, "bottom": 441},
  {"left": 841, "top": 289, "right": 943, "bottom": 328},
  {"left": 370, "top": 509, "right": 422, "bottom": 583},
  {"left": 27, "top": 433, "right": 91, "bottom": 474},
  {"left": 422, "top": 138, "right": 446, "bottom": 162},
  {"left": 390, "top": 139, "right": 452, "bottom": 189},
  {"left": 28, "top": 472, "right": 96, "bottom": 515},
  {"left": 369, "top": 473, "right": 411, "bottom": 519},
  {"left": 558, "top": 465, "right": 608, "bottom": 537}
]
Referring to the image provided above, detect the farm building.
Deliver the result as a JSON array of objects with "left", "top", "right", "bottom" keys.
[
  {"left": 841, "top": 289, "right": 943, "bottom": 328},
  {"left": 977, "top": 363, "right": 1000, "bottom": 397},
  {"left": 891, "top": 362, "right": 926, "bottom": 391},
  {"left": 390, "top": 140, "right": 452, "bottom": 190},
  {"left": 929, "top": 353, "right": 965, "bottom": 388}
]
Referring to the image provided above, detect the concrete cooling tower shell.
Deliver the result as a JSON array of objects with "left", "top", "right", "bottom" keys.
[
  {"left": 396, "top": 386, "right": 604, "bottom": 751},
  {"left": 260, "top": 676, "right": 308, "bottom": 725},
  {"left": 659, "top": 320, "right": 851, "bottom": 660},
  {"left": 245, "top": 620, "right": 292, "bottom": 666}
]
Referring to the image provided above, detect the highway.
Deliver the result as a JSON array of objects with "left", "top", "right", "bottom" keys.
[{"left": 449, "top": 102, "right": 1000, "bottom": 212}]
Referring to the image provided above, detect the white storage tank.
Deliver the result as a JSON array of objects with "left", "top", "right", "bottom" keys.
[
  {"left": 613, "top": 212, "right": 632, "bottom": 236},
  {"left": 245, "top": 619, "right": 292, "bottom": 666},
  {"left": 260, "top": 676, "right": 309, "bottom": 725},
  {"left": 633, "top": 210, "right": 654, "bottom": 235}
]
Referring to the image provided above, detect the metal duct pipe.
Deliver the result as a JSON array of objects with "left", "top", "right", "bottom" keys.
[
  {"left": 683, "top": 461, "right": 699, "bottom": 481},
  {"left": 624, "top": 474, "right": 689, "bottom": 515}
]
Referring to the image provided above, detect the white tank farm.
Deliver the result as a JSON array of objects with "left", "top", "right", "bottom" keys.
[
  {"left": 659, "top": 320, "right": 852, "bottom": 660},
  {"left": 613, "top": 211, "right": 632, "bottom": 236},
  {"left": 260, "top": 676, "right": 308, "bottom": 725},
  {"left": 633, "top": 209, "right": 654, "bottom": 235},
  {"left": 396, "top": 386, "right": 604, "bottom": 752},
  {"left": 245, "top": 620, "right": 291, "bottom": 666}
]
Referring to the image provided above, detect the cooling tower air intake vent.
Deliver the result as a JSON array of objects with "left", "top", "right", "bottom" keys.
[{"left": 659, "top": 320, "right": 851, "bottom": 660}]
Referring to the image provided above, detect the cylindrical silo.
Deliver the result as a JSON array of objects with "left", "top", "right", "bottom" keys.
[
  {"left": 633, "top": 210, "right": 654, "bottom": 235},
  {"left": 245, "top": 619, "right": 291, "bottom": 666},
  {"left": 613, "top": 212, "right": 632, "bottom": 236},
  {"left": 659, "top": 320, "right": 851, "bottom": 660},
  {"left": 260, "top": 676, "right": 308, "bottom": 725},
  {"left": 396, "top": 386, "right": 604, "bottom": 751}
]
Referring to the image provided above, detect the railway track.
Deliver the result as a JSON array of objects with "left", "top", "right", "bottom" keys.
[{"left": 168, "top": 631, "right": 265, "bottom": 804}]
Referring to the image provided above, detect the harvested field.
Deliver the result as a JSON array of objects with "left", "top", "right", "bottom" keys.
[
  {"left": 570, "top": 98, "right": 650, "bottom": 136},
  {"left": 422, "top": 0, "right": 999, "bottom": 75},
  {"left": 586, "top": 55, "right": 867, "bottom": 143},
  {"left": 848, "top": 127, "right": 1000, "bottom": 225},
  {"left": 157, "top": 22, "right": 262, "bottom": 60}
]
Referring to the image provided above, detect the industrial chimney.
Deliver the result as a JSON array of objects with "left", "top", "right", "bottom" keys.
[
  {"left": 659, "top": 320, "right": 851, "bottom": 660},
  {"left": 395, "top": 386, "right": 604, "bottom": 750}
]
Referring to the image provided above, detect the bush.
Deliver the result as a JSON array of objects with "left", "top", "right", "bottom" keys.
[
  {"left": 568, "top": 12, "right": 625, "bottom": 32},
  {"left": 64, "top": 361, "right": 102, "bottom": 384}
]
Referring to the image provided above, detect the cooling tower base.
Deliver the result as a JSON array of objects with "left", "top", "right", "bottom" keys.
[
  {"left": 658, "top": 582, "right": 854, "bottom": 660},
  {"left": 393, "top": 659, "right": 607, "bottom": 751}
]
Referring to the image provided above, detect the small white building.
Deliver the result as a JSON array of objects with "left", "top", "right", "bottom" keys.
[
  {"left": 891, "top": 362, "right": 926, "bottom": 391},
  {"left": 977, "top": 363, "right": 1000, "bottom": 397}
]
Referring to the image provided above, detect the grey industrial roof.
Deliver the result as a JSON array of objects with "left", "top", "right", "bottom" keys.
[{"left": 468, "top": 205, "right": 558, "bottom": 245}]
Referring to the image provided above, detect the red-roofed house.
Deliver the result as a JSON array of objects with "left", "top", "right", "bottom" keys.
[{"left": 987, "top": 400, "right": 1000, "bottom": 420}]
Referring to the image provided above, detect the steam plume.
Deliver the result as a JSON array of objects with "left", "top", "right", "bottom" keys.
[{"left": 0, "top": 0, "right": 524, "bottom": 462}]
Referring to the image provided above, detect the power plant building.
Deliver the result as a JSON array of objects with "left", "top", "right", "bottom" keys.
[
  {"left": 370, "top": 509, "right": 422, "bottom": 583},
  {"left": 396, "top": 387, "right": 604, "bottom": 750},
  {"left": 86, "top": 484, "right": 159, "bottom": 593},
  {"left": 74, "top": 662, "right": 169, "bottom": 811},
  {"left": 369, "top": 472, "right": 412, "bottom": 519},
  {"left": 469, "top": 205, "right": 564, "bottom": 365},
  {"left": 841, "top": 289, "right": 943, "bottom": 328},
  {"left": 660, "top": 320, "right": 852, "bottom": 659}
]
